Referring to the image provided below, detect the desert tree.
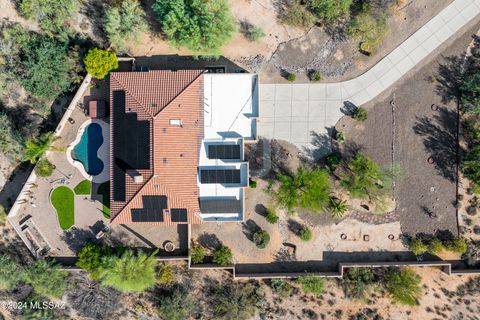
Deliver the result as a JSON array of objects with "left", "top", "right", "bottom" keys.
[
  {"left": 385, "top": 268, "right": 422, "bottom": 306},
  {"left": 274, "top": 166, "right": 332, "bottom": 213},
  {"left": 104, "top": 0, "right": 148, "bottom": 52},
  {"left": 23, "top": 131, "right": 63, "bottom": 164},
  {"left": 152, "top": 0, "right": 236, "bottom": 55},
  {"left": 0, "top": 255, "right": 25, "bottom": 290},
  {"left": 19, "top": 0, "right": 78, "bottom": 37},
  {"left": 348, "top": 4, "right": 388, "bottom": 54},
  {"left": 25, "top": 259, "right": 69, "bottom": 299},
  {"left": 158, "top": 288, "right": 195, "bottom": 320},
  {"left": 310, "top": 0, "right": 353, "bottom": 23},
  {"left": 83, "top": 48, "right": 118, "bottom": 79},
  {"left": 98, "top": 249, "right": 158, "bottom": 293},
  {"left": 0, "top": 113, "right": 23, "bottom": 162}
]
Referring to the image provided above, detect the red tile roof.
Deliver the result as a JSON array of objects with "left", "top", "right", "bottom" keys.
[{"left": 109, "top": 70, "right": 204, "bottom": 225}]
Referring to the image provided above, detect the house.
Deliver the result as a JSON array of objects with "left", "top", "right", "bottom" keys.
[{"left": 109, "top": 70, "right": 257, "bottom": 225}]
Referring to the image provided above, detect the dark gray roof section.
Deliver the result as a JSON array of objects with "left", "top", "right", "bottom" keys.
[
  {"left": 200, "top": 199, "right": 241, "bottom": 214},
  {"left": 208, "top": 144, "right": 241, "bottom": 160},
  {"left": 200, "top": 169, "right": 241, "bottom": 184}
]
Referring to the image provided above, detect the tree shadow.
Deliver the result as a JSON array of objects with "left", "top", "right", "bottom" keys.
[
  {"left": 197, "top": 233, "right": 222, "bottom": 250},
  {"left": 60, "top": 227, "right": 96, "bottom": 253},
  {"left": 242, "top": 219, "right": 261, "bottom": 242},
  {"left": 301, "top": 129, "right": 333, "bottom": 163},
  {"left": 287, "top": 219, "right": 303, "bottom": 236},
  {"left": 340, "top": 101, "right": 358, "bottom": 116},
  {"left": 413, "top": 106, "right": 458, "bottom": 182},
  {"left": 255, "top": 204, "right": 267, "bottom": 217},
  {"left": 270, "top": 139, "right": 293, "bottom": 177}
]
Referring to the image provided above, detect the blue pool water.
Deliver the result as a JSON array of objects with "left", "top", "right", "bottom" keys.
[{"left": 72, "top": 123, "right": 104, "bottom": 176}]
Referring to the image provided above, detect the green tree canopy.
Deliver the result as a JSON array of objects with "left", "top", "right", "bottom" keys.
[
  {"left": 0, "top": 255, "right": 25, "bottom": 290},
  {"left": 212, "top": 245, "right": 233, "bottom": 266},
  {"left": 385, "top": 268, "right": 422, "bottom": 306},
  {"left": 23, "top": 131, "right": 62, "bottom": 164},
  {"left": 348, "top": 5, "right": 388, "bottom": 54},
  {"left": 8, "top": 31, "right": 77, "bottom": 99},
  {"left": 211, "top": 282, "right": 262, "bottom": 320},
  {"left": 34, "top": 158, "right": 54, "bottom": 177},
  {"left": 310, "top": 0, "right": 353, "bottom": 22},
  {"left": 104, "top": 0, "right": 148, "bottom": 52},
  {"left": 19, "top": 0, "right": 78, "bottom": 36},
  {"left": 152, "top": 0, "right": 236, "bottom": 55},
  {"left": 274, "top": 166, "right": 332, "bottom": 212},
  {"left": 341, "top": 154, "right": 394, "bottom": 201},
  {"left": 459, "top": 70, "right": 480, "bottom": 114},
  {"left": 0, "top": 113, "right": 23, "bottom": 162},
  {"left": 84, "top": 48, "right": 118, "bottom": 79},
  {"left": 98, "top": 249, "right": 157, "bottom": 293},
  {"left": 158, "top": 288, "right": 195, "bottom": 320},
  {"left": 462, "top": 145, "right": 480, "bottom": 188},
  {"left": 76, "top": 243, "right": 113, "bottom": 280},
  {"left": 25, "top": 260, "right": 69, "bottom": 299}
]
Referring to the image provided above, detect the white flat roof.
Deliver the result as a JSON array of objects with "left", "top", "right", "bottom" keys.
[{"left": 203, "top": 73, "right": 256, "bottom": 140}]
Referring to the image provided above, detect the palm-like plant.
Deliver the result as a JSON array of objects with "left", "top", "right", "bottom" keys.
[
  {"left": 98, "top": 249, "right": 158, "bottom": 293},
  {"left": 23, "top": 131, "right": 63, "bottom": 164},
  {"left": 329, "top": 198, "right": 348, "bottom": 218}
]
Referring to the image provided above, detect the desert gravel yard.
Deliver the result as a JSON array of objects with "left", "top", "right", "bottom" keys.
[{"left": 338, "top": 21, "right": 480, "bottom": 236}]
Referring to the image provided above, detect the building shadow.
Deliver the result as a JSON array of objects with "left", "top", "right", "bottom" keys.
[
  {"left": 413, "top": 106, "right": 458, "bottom": 182},
  {"left": 133, "top": 55, "right": 247, "bottom": 73}
]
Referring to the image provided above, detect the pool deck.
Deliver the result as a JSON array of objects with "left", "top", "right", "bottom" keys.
[{"left": 8, "top": 79, "right": 188, "bottom": 258}]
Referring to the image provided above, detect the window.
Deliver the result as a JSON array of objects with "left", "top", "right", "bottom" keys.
[{"left": 169, "top": 119, "right": 182, "bottom": 126}]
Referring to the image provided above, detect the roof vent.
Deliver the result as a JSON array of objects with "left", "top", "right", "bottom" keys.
[{"left": 127, "top": 170, "right": 143, "bottom": 183}]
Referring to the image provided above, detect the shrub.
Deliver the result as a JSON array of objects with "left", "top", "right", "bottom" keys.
[
  {"left": 326, "top": 152, "right": 341, "bottom": 169},
  {"left": 445, "top": 238, "right": 468, "bottom": 254},
  {"left": 83, "top": 48, "right": 118, "bottom": 80},
  {"left": 385, "top": 268, "right": 422, "bottom": 306},
  {"left": 241, "top": 22, "right": 265, "bottom": 42},
  {"left": 427, "top": 239, "right": 444, "bottom": 255},
  {"left": 343, "top": 267, "right": 375, "bottom": 299},
  {"left": 348, "top": 5, "right": 389, "bottom": 54},
  {"left": 352, "top": 107, "right": 368, "bottom": 121},
  {"left": 265, "top": 207, "right": 279, "bottom": 224},
  {"left": 274, "top": 166, "right": 332, "bottom": 212},
  {"left": 25, "top": 260, "right": 69, "bottom": 299},
  {"left": 0, "top": 255, "right": 24, "bottom": 290},
  {"left": 341, "top": 153, "right": 395, "bottom": 200},
  {"left": 410, "top": 239, "right": 427, "bottom": 256},
  {"left": 76, "top": 243, "right": 113, "bottom": 280},
  {"left": 0, "top": 113, "right": 23, "bottom": 162},
  {"left": 158, "top": 288, "right": 195, "bottom": 320},
  {"left": 270, "top": 279, "right": 294, "bottom": 298},
  {"left": 104, "top": 0, "right": 148, "bottom": 52},
  {"left": 158, "top": 264, "right": 175, "bottom": 287},
  {"left": 11, "top": 34, "right": 76, "bottom": 99},
  {"left": 190, "top": 245, "right": 205, "bottom": 264},
  {"left": 152, "top": 0, "right": 236, "bottom": 55},
  {"left": 211, "top": 282, "right": 263, "bottom": 319},
  {"left": 213, "top": 245, "right": 233, "bottom": 266},
  {"left": 74, "top": 180, "right": 92, "bottom": 195},
  {"left": 253, "top": 230, "right": 270, "bottom": 249},
  {"left": 459, "top": 69, "right": 480, "bottom": 114},
  {"left": 284, "top": 2, "right": 316, "bottom": 29},
  {"left": 310, "top": 0, "right": 353, "bottom": 22},
  {"left": 329, "top": 198, "right": 348, "bottom": 218},
  {"left": 335, "top": 131, "right": 345, "bottom": 143},
  {"left": 309, "top": 70, "right": 322, "bottom": 82},
  {"left": 249, "top": 179, "right": 257, "bottom": 188},
  {"left": 34, "top": 159, "right": 54, "bottom": 177},
  {"left": 98, "top": 249, "right": 158, "bottom": 293},
  {"left": 287, "top": 73, "right": 296, "bottom": 82},
  {"left": 19, "top": 0, "right": 78, "bottom": 37},
  {"left": 296, "top": 275, "right": 325, "bottom": 297},
  {"left": 300, "top": 226, "right": 312, "bottom": 242}
]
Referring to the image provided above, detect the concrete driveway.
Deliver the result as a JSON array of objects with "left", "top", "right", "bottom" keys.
[{"left": 257, "top": 0, "right": 480, "bottom": 158}]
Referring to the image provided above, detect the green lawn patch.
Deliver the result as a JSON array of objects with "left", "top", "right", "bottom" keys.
[
  {"left": 74, "top": 180, "right": 92, "bottom": 195},
  {"left": 97, "top": 182, "right": 110, "bottom": 219},
  {"left": 51, "top": 186, "right": 74, "bottom": 230}
]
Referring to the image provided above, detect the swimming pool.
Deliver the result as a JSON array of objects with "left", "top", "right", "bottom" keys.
[{"left": 71, "top": 123, "right": 104, "bottom": 176}]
